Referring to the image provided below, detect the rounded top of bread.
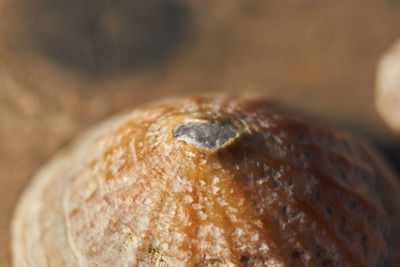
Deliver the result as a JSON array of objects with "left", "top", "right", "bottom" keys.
[{"left": 12, "top": 97, "right": 400, "bottom": 266}]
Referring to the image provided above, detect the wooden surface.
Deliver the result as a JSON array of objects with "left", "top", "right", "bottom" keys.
[{"left": 1, "top": 0, "right": 400, "bottom": 265}]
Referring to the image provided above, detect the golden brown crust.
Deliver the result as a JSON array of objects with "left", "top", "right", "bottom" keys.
[{"left": 12, "top": 97, "right": 400, "bottom": 266}]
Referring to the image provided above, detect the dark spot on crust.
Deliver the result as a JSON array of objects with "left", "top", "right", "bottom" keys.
[
  {"left": 325, "top": 205, "right": 333, "bottom": 215},
  {"left": 174, "top": 120, "right": 239, "bottom": 151},
  {"left": 282, "top": 206, "right": 288, "bottom": 215},
  {"left": 291, "top": 250, "right": 301, "bottom": 259},
  {"left": 319, "top": 259, "right": 334, "bottom": 267},
  {"left": 240, "top": 255, "right": 270, "bottom": 266}
]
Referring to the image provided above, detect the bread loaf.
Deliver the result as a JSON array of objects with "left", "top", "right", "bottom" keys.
[{"left": 12, "top": 97, "right": 400, "bottom": 266}]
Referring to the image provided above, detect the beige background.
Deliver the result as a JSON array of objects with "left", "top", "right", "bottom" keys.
[{"left": 1, "top": 0, "right": 400, "bottom": 265}]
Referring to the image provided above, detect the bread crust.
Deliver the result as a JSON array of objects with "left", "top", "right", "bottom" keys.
[{"left": 12, "top": 97, "right": 400, "bottom": 266}]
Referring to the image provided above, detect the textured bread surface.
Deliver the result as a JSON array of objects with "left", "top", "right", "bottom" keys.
[{"left": 12, "top": 97, "right": 400, "bottom": 266}]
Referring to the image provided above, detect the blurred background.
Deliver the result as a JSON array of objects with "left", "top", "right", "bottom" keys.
[{"left": 0, "top": 0, "right": 400, "bottom": 265}]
